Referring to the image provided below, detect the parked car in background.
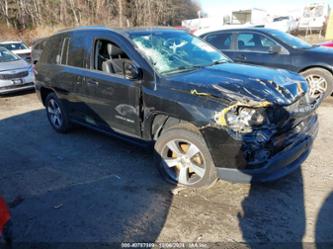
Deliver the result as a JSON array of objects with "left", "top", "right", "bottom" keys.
[
  {"left": 31, "top": 38, "right": 47, "bottom": 65},
  {"left": 199, "top": 28, "right": 333, "bottom": 99},
  {"left": 0, "top": 47, "right": 34, "bottom": 94},
  {"left": 320, "top": 40, "right": 333, "bottom": 48},
  {"left": 0, "top": 41, "right": 31, "bottom": 63},
  {"left": 34, "top": 26, "right": 319, "bottom": 188},
  {"left": 265, "top": 16, "right": 298, "bottom": 33}
]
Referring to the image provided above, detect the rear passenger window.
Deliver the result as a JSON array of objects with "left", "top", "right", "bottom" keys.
[
  {"left": 205, "top": 33, "right": 232, "bottom": 50},
  {"left": 94, "top": 39, "right": 132, "bottom": 77},
  {"left": 67, "top": 34, "right": 85, "bottom": 68}
]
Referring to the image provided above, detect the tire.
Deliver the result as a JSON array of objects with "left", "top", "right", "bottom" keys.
[
  {"left": 45, "top": 93, "right": 71, "bottom": 133},
  {"left": 301, "top": 68, "right": 333, "bottom": 99},
  {"left": 154, "top": 123, "right": 217, "bottom": 189}
]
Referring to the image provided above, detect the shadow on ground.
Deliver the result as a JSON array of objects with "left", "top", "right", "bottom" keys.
[
  {"left": 0, "top": 109, "right": 174, "bottom": 245},
  {"left": 316, "top": 191, "right": 333, "bottom": 249},
  {"left": 238, "top": 169, "right": 306, "bottom": 249}
]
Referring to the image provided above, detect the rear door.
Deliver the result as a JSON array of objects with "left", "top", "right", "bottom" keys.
[
  {"left": 54, "top": 31, "right": 91, "bottom": 121},
  {"left": 36, "top": 33, "right": 78, "bottom": 110},
  {"left": 233, "top": 31, "right": 292, "bottom": 69}
]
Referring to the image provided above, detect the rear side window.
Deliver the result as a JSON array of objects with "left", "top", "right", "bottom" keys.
[
  {"left": 67, "top": 33, "right": 86, "bottom": 68},
  {"left": 40, "top": 36, "right": 62, "bottom": 64},
  {"left": 205, "top": 33, "right": 232, "bottom": 50}
]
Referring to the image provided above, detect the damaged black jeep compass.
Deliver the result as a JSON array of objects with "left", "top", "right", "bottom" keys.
[{"left": 34, "top": 27, "right": 320, "bottom": 188}]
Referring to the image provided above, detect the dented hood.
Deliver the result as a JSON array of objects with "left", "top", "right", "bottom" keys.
[{"left": 164, "top": 63, "right": 308, "bottom": 105}]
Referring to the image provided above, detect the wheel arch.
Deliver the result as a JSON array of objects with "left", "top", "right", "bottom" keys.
[
  {"left": 147, "top": 113, "right": 200, "bottom": 141},
  {"left": 299, "top": 65, "right": 333, "bottom": 75},
  {"left": 40, "top": 87, "right": 55, "bottom": 106}
]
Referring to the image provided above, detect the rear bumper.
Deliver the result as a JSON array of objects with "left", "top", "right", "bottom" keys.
[{"left": 213, "top": 114, "right": 319, "bottom": 183}]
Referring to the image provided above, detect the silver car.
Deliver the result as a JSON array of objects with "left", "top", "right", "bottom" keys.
[
  {"left": 0, "top": 40, "right": 32, "bottom": 63},
  {"left": 0, "top": 47, "right": 34, "bottom": 94}
]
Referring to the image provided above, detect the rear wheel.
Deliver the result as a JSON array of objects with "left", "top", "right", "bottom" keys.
[
  {"left": 301, "top": 68, "right": 333, "bottom": 99},
  {"left": 45, "top": 93, "right": 71, "bottom": 133},
  {"left": 154, "top": 123, "right": 217, "bottom": 188}
]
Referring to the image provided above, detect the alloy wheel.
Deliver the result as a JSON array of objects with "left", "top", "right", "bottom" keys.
[
  {"left": 47, "top": 98, "right": 63, "bottom": 129},
  {"left": 161, "top": 139, "right": 206, "bottom": 185},
  {"left": 305, "top": 74, "right": 327, "bottom": 99}
]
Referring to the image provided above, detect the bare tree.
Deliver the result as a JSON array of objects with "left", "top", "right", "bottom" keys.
[{"left": 0, "top": 0, "right": 201, "bottom": 30}]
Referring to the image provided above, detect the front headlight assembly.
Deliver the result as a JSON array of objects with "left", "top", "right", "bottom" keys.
[{"left": 216, "top": 105, "right": 267, "bottom": 134}]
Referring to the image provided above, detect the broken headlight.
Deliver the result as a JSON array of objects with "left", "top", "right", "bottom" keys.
[{"left": 224, "top": 107, "right": 265, "bottom": 134}]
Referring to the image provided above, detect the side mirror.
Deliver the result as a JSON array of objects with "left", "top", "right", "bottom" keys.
[
  {"left": 123, "top": 62, "right": 142, "bottom": 80},
  {"left": 268, "top": 45, "right": 282, "bottom": 54}
]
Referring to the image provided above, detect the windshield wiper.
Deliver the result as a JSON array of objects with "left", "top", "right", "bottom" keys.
[
  {"left": 162, "top": 60, "right": 229, "bottom": 75},
  {"left": 162, "top": 66, "right": 200, "bottom": 75}
]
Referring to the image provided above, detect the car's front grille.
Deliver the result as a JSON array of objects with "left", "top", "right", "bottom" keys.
[{"left": 0, "top": 71, "right": 29, "bottom": 80}]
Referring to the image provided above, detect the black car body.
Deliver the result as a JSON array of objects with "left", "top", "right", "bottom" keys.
[
  {"left": 199, "top": 28, "right": 333, "bottom": 99},
  {"left": 31, "top": 38, "right": 47, "bottom": 65},
  {"left": 34, "top": 27, "right": 319, "bottom": 187}
]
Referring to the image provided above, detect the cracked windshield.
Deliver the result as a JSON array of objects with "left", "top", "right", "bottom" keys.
[{"left": 130, "top": 31, "right": 229, "bottom": 74}]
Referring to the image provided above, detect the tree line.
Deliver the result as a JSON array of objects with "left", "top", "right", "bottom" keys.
[{"left": 0, "top": 0, "right": 201, "bottom": 30}]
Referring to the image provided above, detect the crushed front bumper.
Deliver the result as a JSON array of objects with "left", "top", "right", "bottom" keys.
[{"left": 202, "top": 113, "right": 319, "bottom": 183}]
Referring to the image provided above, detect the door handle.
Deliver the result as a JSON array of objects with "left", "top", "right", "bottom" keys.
[
  {"left": 86, "top": 79, "right": 99, "bottom": 86},
  {"left": 235, "top": 55, "right": 247, "bottom": 61}
]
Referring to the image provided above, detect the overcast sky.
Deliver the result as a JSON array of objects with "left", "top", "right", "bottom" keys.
[{"left": 198, "top": 0, "right": 333, "bottom": 17}]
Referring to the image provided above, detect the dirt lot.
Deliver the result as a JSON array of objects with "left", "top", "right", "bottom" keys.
[{"left": 0, "top": 91, "right": 332, "bottom": 247}]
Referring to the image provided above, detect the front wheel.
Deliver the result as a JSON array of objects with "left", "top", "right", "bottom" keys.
[{"left": 154, "top": 124, "right": 217, "bottom": 188}]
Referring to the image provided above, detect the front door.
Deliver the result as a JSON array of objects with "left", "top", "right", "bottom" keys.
[
  {"left": 78, "top": 37, "right": 141, "bottom": 137},
  {"left": 232, "top": 32, "right": 292, "bottom": 70}
]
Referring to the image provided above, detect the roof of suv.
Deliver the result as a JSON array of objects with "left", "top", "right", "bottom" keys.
[{"left": 55, "top": 26, "right": 181, "bottom": 36}]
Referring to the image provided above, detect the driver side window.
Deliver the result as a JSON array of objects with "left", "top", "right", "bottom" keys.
[
  {"left": 237, "top": 33, "right": 280, "bottom": 52},
  {"left": 94, "top": 39, "right": 133, "bottom": 77}
]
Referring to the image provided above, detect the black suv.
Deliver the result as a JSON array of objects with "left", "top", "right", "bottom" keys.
[{"left": 34, "top": 26, "right": 320, "bottom": 188}]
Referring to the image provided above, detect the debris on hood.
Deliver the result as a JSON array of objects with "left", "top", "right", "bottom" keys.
[{"left": 190, "top": 89, "right": 213, "bottom": 97}]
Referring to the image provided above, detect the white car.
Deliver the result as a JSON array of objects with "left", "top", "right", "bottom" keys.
[
  {"left": 266, "top": 16, "right": 298, "bottom": 33},
  {"left": 193, "top": 24, "right": 255, "bottom": 37},
  {"left": 0, "top": 47, "right": 34, "bottom": 94},
  {"left": 0, "top": 41, "right": 32, "bottom": 63}
]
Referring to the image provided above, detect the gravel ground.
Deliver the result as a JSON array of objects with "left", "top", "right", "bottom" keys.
[{"left": 0, "top": 91, "right": 332, "bottom": 247}]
